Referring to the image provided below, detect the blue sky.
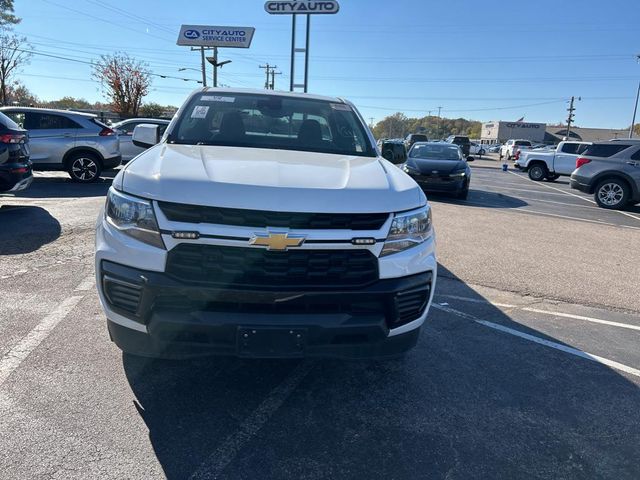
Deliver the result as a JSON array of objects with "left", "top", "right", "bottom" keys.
[{"left": 10, "top": 0, "right": 640, "bottom": 128}]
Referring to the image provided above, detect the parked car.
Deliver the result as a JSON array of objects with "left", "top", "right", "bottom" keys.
[
  {"left": 445, "top": 135, "right": 471, "bottom": 158},
  {"left": 402, "top": 141, "right": 471, "bottom": 199},
  {"left": 570, "top": 140, "right": 640, "bottom": 209},
  {"left": 488, "top": 144, "right": 501, "bottom": 153},
  {"left": 112, "top": 118, "right": 170, "bottom": 163},
  {"left": 96, "top": 88, "right": 436, "bottom": 359},
  {"left": 377, "top": 138, "right": 407, "bottom": 163},
  {"left": 515, "top": 141, "right": 590, "bottom": 181},
  {"left": 469, "top": 142, "right": 486, "bottom": 156},
  {"left": 404, "top": 133, "right": 429, "bottom": 150},
  {"left": 500, "top": 139, "right": 533, "bottom": 161},
  {"left": 0, "top": 111, "right": 32, "bottom": 194},
  {"left": 0, "top": 107, "right": 121, "bottom": 182}
]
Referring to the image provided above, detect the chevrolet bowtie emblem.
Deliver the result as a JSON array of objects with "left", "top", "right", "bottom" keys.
[{"left": 249, "top": 232, "right": 306, "bottom": 251}]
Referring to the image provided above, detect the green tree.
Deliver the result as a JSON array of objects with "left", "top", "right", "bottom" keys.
[
  {"left": 139, "top": 102, "right": 166, "bottom": 118},
  {"left": 0, "top": 0, "right": 20, "bottom": 26},
  {"left": 46, "top": 96, "right": 93, "bottom": 110}
]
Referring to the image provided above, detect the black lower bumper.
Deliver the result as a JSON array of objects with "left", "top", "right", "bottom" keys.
[
  {"left": 100, "top": 260, "right": 432, "bottom": 359},
  {"left": 570, "top": 177, "right": 591, "bottom": 194},
  {"left": 0, "top": 162, "right": 33, "bottom": 193},
  {"left": 103, "top": 154, "right": 122, "bottom": 169}
]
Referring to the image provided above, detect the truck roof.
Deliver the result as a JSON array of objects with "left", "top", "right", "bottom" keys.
[{"left": 199, "top": 87, "right": 346, "bottom": 104}]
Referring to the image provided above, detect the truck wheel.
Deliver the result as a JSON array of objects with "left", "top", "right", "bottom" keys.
[
  {"left": 594, "top": 178, "right": 629, "bottom": 209},
  {"left": 528, "top": 163, "right": 548, "bottom": 181},
  {"left": 67, "top": 152, "right": 102, "bottom": 183},
  {"left": 545, "top": 173, "right": 560, "bottom": 182}
]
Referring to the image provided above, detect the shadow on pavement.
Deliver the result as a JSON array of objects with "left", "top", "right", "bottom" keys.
[
  {"left": 0, "top": 205, "right": 61, "bottom": 255},
  {"left": 122, "top": 266, "right": 640, "bottom": 480},
  {"left": 13, "top": 170, "right": 116, "bottom": 199},
  {"left": 427, "top": 189, "right": 528, "bottom": 209}
]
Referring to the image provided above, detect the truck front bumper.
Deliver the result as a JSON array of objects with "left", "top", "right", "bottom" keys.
[{"left": 99, "top": 260, "right": 432, "bottom": 359}]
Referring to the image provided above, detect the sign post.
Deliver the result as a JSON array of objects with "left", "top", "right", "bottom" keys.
[
  {"left": 264, "top": 1, "right": 339, "bottom": 93},
  {"left": 177, "top": 25, "right": 255, "bottom": 88}
]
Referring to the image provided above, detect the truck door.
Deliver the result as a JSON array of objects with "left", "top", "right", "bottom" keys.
[{"left": 554, "top": 142, "right": 588, "bottom": 175}]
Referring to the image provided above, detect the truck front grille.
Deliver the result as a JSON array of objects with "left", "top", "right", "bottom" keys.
[
  {"left": 158, "top": 201, "right": 389, "bottom": 230},
  {"left": 165, "top": 244, "right": 379, "bottom": 288}
]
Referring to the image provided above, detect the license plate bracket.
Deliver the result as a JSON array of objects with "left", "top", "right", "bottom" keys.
[{"left": 237, "top": 327, "right": 307, "bottom": 358}]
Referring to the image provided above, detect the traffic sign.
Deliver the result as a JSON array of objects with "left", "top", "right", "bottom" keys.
[
  {"left": 264, "top": 0, "right": 339, "bottom": 14},
  {"left": 176, "top": 25, "right": 255, "bottom": 48}
]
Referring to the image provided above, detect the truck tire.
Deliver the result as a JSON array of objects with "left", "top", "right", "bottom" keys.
[
  {"left": 594, "top": 178, "right": 630, "bottom": 209},
  {"left": 528, "top": 163, "right": 548, "bottom": 181}
]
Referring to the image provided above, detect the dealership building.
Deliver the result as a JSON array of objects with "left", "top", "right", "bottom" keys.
[{"left": 480, "top": 121, "right": 628, "bottom": 144}]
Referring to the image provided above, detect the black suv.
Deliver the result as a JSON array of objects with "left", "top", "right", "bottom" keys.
[
  {"left": 377, "top": 139, "right": 407, "bottom": 163},
  {"left": 404, "top": 133, "right": 429, "bottom": 150},
  {"left": 445, "top": 135, "right": 471, "bottom": 158},
  {"left": 0, "top": 111, "right": 32, "bottom": 193}
]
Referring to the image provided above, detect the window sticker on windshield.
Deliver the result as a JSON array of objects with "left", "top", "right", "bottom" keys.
[
  {"left": 330, "top": 103, "right": 351, "bottom": 111},
  {"left": 191, "top": 105, "right": 209, "bottom": 119},
  {"left": 201, "top": 95, "right": 235, "bottom": 103}
]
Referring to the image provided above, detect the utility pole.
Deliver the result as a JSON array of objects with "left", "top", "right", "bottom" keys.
[
  {"left": 566, "top": 96, "right": 579, "bottom": 139},
  {"left": 206, "top": 48, "right": 232, "bottom": 88},
  {"left": 270, "top": 69, "right": 282, "bottom": 90},
  {"left": 437, "top": 106, "right": 442, "bottom": 139},
  {"left": 629, "top": 54, "right": 640, "bottom": 138},
  {"left": 260, "top": 64, "right": 274, "bottom": 89}
]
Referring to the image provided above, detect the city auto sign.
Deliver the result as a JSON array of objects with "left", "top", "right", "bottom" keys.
[
  {"left": 264, "top": 0, "right": 340, "bottom": 14},
  {"left": 176, "top": 25, "right": 255, "bottom": 48}
]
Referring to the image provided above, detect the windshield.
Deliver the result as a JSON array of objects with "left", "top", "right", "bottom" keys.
[
  {"left": 169, "top": 92, "right": 375, "bottom": 157},
  {"left": 409, "top": 143, "right": 462, "bottom": 160}
]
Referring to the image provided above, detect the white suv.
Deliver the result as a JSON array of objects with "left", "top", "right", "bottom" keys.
[{"left": 95, "top": 88, "right": 437, "bottom": 359}]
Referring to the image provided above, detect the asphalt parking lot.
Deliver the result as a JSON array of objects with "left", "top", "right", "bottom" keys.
[{"left": 1, "top": 162, "right": 639, "bottom": 479}]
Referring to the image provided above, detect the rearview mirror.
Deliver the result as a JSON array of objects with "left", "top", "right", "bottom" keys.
[{"left": 132, "top": 124, "right": 160, "bottom": 149}]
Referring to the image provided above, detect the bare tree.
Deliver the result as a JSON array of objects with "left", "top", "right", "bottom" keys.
[
  {"left": 92, "top": 53, "right": 151, "bottom": 117},
  {"left": 0, "top": 31, "right": 31, "bottom": 106}
]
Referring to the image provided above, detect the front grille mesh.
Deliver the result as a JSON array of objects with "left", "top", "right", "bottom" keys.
[
  {"left": 104, "top": 278, "right": 142, "bottom": 314},
  {"left": 165, "top": 244, "right": 379, "bottom": 288},
  {"left": 393, "top": 287, "right": 430, "bottom": 326}
]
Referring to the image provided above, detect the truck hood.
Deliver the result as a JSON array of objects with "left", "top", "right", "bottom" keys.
[{"left": 119, "top": 144, "right": 425, "bottom": 213}]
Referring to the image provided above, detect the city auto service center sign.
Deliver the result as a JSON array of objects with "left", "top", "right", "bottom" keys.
[
  {"left": 265, "top": 1, "right": 340, "bottom": 14},
  {"left": 177, "top": 25, "right": 255, "bottom": 48}
]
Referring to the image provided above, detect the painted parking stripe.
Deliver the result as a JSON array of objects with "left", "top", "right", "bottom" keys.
[
  {"left": 74, "top": 275, "right": 96, "bottom": 292},
  {"left": 521, "top": 307, "right": 640, "bottom": 332},
  {"left": 435, "top": 294, "right": 640, "bottom": 332},
  {"left": 502, "top": 207, "right": 640, "bottom": 230},
  {"left": 189, "top": 361, "right": 315, "bottom": 480},
  {"left": 508, "top": 170, "right": 640, "bottom": 222},
  {"left": 433, "top": 304, "right": 640, "bottom": 379},
  {"left": 0, "top": 295, "right": 83, "bottom": 387}
]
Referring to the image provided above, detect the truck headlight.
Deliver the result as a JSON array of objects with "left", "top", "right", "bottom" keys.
[
  {"left": 380, "top": 206, "right": 433, "bottom": 257},
  {"left": 450, "top": 169, "right": 466, "bottom": 178},
  {"left": 105, "top": 187, "right": 165, "bottom": 249}
]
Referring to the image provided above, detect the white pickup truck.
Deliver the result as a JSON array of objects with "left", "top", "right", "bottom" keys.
[
  {"left": 515, "top": 141, "right": 591, "bottom": 181},
  {"left": 94, "top": 88, "right": 437, "bottom": 360},
  {"left": 499, "top": 139, "right": 533, "bottom": 160}
]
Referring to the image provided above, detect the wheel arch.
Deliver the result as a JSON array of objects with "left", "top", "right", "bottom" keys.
[
  {"left": 590, "top": 172, "right": 638, "bottom": 197},
  {"left": 62, "top": 147, "right": 104, "bottom": 169}
]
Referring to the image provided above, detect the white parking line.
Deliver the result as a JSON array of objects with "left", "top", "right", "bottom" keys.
[
  {"left": 189, "top": 361, "right": 315, "bottom": 480},
  {"left": 508, "top": 170, "right": 640, "bottom": 223},
  {"left": 435, "top": 294, "right": 640, "bottom": 331},
  {"left": 0, "top": 295, "right": 83, "bottom": 387},
  {"left": 480, "top": 185, "right": 572, "bottom": 196},
  {"left": 503, "top": 207, "right": 640, "bottom": 230},
  {"left": 521, "top": 307, "right": 640, "bottom": 332},
  {"left": 433, "top": 304, "right": 640, "bottom": 379}
]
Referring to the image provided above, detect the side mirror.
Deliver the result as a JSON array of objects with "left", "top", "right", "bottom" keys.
[
  {"left": 466, "top": 156, "right": 475, "bottom": 162},
  {"left": 132, "top": 124, "right": 160, "bottom": 149}
]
